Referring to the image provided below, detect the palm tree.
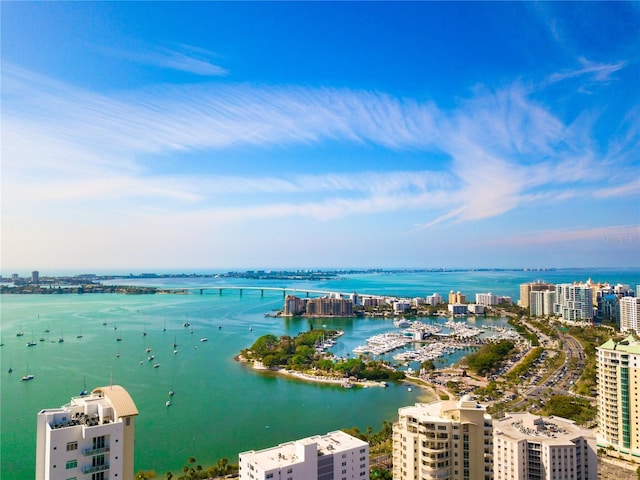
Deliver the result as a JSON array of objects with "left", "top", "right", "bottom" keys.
[
  {"left": 216, "top": 457, "right": 229, "bottom": 475},
  {"left": 165, "top": 472, "right": 173, "bottom": 480}
]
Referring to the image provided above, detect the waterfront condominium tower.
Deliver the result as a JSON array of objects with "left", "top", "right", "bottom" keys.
[
  {"left": 553, "top": 283, "right": 594, "bottom": 322},
  {"left": 596, "top": 335, "right": 640, "bottom": 460},
  {"left": 619, "top": 297, "right": 640, "bottom": 333},
  {"left": 36, "top": 385, "right": 139, "bottom": 480},
  {"left": 238, "top": 430, "right": 369, "bottom": 480},
  {"left": 392, "top": 396, "right": 493, "bottom": 480},
  {"left": 493, "top": 413, "right": 597, "bottom": 480},
  {"left": 519, "top": 281, "right": 555, "bottom": 309}
]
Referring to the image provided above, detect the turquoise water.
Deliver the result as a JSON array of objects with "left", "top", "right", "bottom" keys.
[{"left": 1, "top": 269, "right": 638, "bottom": 478}]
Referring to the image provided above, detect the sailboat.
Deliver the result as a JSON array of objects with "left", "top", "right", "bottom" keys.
[
  {"left": 163, "top": 319, "right": 166, "bottom": 332},
  {"left": 77, "top": 328, "right": 83, "bottom": 339},
  {"left": 21, "top": 364, "right": 34, "bottom": 381},
  {"left": 16, "top": 326, "right": 24, "bottom": 337},
  {"left": 26, "top": 333, "right": 37, "bottom": 347},
  {"left": 58, "top": 332, "right": 65, "bottom": 343}
]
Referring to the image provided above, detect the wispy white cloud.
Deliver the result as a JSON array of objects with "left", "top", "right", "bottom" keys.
[
  {"left": 2, "top": 63, "right": 638, "bottom": 235},
  {"left": 101, "top": 43, "right": 229, "bottom": 76},
  {"left": 547, "top": 57, "right": 625, "bottom": 85}
]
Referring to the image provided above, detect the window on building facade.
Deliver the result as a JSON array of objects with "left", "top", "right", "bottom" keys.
[
  {"left": 67, "top": 441, "right": 78, "bottom": 451},
  {"left": 65, "top": 460, "right": 77, "bottom": 470}
]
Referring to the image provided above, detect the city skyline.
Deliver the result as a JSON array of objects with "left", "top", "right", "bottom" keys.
[{"left": 2, "top": 2, "right": 639, "bottom": 271}]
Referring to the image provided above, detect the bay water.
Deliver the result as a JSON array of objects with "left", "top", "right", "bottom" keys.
[{"left": 1, "top": 268, "right": 638, "bottom": 478}]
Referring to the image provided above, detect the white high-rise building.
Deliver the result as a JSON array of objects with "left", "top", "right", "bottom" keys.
[
  {"left": 493, "top": 412, "right": 597, "bottom": 480},
  {"left": 239, "top": 430, "right": 369, "bottom": 480},
  {"left": 36, "top": 385, "right": 138, "bottom": 480},
  {"left": 619, "top": 297, "right": 640, "bottom": 333},
  {"left": 554, "top": 284, "right": 593, "bottom": 321},
  {"left": 530, "top": 290, "right": 556, "bottom": 317},
  {"left": 392, "top": 396, "right": 493, "bottom": 480},
  {"left": 596, "top": 335, "right": 640, "bottom": 459},
  {"left": 475, "top": 293, "right": 498, "bottom": 306},
  {"left": 425, "top": 293, "right": 443, "bottom": 306}
]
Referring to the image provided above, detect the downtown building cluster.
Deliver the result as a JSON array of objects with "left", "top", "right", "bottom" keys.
[
  {"left": 520, "top": 280, "right": 638, "bottom": 329},
  {"left": 36, "top": 387, "right": 603, "bottom": 480}
]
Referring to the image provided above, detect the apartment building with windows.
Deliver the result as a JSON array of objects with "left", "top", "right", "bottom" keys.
[
  {"left": 239, "top": 430, "right": 368, "bottom": 480},
  {"left": 305, "top": 297, "right": 354, "bottom": 317},
  {"left": 392, "top": 396, "right": 493, "bottom": 480},
  {"left": 554, "top": 283, "right": 594, "bottom": 322},
  {"left": 448, "top": 291, "right": 466, "bottom": 305},
  {"left": 596, "top": 335, "right": 640, "bottom": 460},
  {"left": 619, "top": 297, "right": 640, "bottom": 333},
  {"left": 530, "top": 290, "right": 556, "bottom": 317},
  {"left": 425, "top": 293, "right": 443, "bottom": 306},
  {"left": 493, "top": 413, "right": 596, "bottom": 480},
  {"left": 519, "top": 281, "right": 555, "bottom": 309},
  {"left": 36, "top": 385, "right": 138, "bottom": 480}
]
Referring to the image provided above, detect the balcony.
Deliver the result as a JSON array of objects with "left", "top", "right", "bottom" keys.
[
  {"left": 82, "top": 446, "right": 110, "bottom": 456},
  {"left": 81, "top": 463, "right": 109, "bottom": 474}
]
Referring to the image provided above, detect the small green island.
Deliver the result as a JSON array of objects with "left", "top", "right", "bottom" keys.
[{"left": 237, "top": 329, "right": 405, "bottom": 387}]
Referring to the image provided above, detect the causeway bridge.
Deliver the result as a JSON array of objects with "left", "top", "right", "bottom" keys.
[{"left": 169, "top": 286, "right": 387, "bottom": 300}]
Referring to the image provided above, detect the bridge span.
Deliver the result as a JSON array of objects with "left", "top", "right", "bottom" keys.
[{"left": 169, "top": 286, "right": 386, "bottom": 300}]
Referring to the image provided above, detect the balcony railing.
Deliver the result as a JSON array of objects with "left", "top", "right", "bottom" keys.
[
  {"left": 82, "top": 446, "right": 110, "bottom": 456},
  {"left": 81, "top": 463, "right": 109, "bottom": 474}
]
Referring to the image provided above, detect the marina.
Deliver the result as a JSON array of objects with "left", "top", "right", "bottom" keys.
[{"left": 352, "top": 319, "right": 521, "bottom": 361}]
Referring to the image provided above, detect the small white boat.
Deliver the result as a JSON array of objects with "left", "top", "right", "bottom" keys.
[
  {"left": 21, "top": 364, "right": 34, "bottom": 381},
  {"left": 200, "top": 338, "right": 208, "bottom": 342},
  {"left": 166, "top": 400, "right": 171, "bottom": 407},
  {"left": 153, "top": 363, "right": 160, "bottom": 368},
  {"left": 169, "top": 389, "right": 175, "bottom": 396}
]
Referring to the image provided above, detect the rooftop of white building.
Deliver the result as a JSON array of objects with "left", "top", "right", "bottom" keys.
[
  {"left": 398, "top": 396, "right": 488, "bottom": 422},
  {"left": 39, "top": 384, "right": 138, "bottom": 430},
  {"left": 493, "top": 412, "right": 595, "bottom": 445},
  {"left": 240, "top": 430, "right": 367, "bottom": 470}
]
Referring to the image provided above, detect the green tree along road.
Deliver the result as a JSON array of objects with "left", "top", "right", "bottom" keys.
[
  {"left": 462, "top": 340, "right": 516, "bottom": 376},
  {"left": 541, "top": 395, "right": 596, "bottom": 426}
]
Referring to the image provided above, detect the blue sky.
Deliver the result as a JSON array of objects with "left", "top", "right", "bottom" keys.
[{"left": 2, "top": 2, "right": 639, "bottom": 273}]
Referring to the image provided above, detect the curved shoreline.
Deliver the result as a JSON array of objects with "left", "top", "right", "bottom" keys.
[
  {"left": 236, "top": 355, "right": 445, "bottom": 402},
  {"left": 235, "top": 354, "right": 388, "bottom": 388}
]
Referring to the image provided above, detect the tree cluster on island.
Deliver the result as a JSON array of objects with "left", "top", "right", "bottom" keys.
[{"left": 240, "top": 330, "right": 405, "bottom": 382}]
